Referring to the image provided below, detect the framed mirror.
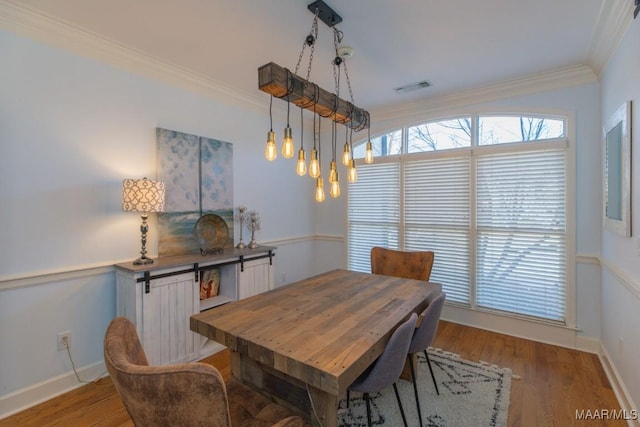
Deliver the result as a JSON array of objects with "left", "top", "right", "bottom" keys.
[{"left": 603, "top": 101, "right": 631, "bottom": 237}]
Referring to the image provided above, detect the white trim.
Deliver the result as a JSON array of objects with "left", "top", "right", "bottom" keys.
[
  {"left": 0, "top": 234, "right": 331, "bottom": 292},
  {"left": 443, "top": 304, "right": 590, "bottom": 352},
  {"left": 575, "top": 335, "right": 602, "bottom": 354},
  {"left": 373, "top": 66, "right": 598, "bottom": 125},
  {"left": 564, "top": 112, "right": 577, "bottom": 329},
  {"left": 589, "top": 0, "right": 634, "bottom": 76},
  {"left": 0, "top": 0, "right": 264, "bottom": 112},
  {"left": 263, "top": 233, "right": 344, "bottom": 247},
  {"left": 0, "top": 0, "right": 616, "bottom": 127},
  {"left": 576, "top": 254, "right": 600, "bottom": 265},
  {"left": 600, "top": 256, "right": 640, "bottom": 300},
  {"left": 0, "top": 265, "right": 114, "bottom": 292},
  {"left": 598, "top": 343, "right": 640, "bottom": 426},
  {"left": 0, "top": 361, "right": 107, "bottom": 420}
]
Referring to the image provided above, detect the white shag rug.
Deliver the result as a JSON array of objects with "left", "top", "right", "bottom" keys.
[{"left": 337, "top": 348, "right": 514, "bottom": 427}]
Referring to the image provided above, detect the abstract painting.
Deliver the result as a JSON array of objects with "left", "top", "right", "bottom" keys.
[{"left": 156, "top": 128, "right": 234, "bottom": 256}]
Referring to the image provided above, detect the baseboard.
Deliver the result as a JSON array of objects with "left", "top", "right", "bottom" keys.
[
  {"left": 575, "top": 335, "right": 602, "bottom": 354},
  {"left": 0, "top": 361, "right": 107, "bottom": 420},
  {"left": 598, "top": 344, "right": 640, "bottom": 426},
  {"left": 442, "top": 304, "right": 585, "bottom": 351}
]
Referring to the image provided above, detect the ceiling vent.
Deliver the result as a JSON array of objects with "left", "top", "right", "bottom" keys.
[{"left": 393, "top": 80, "right": 432, "bottom": 94}]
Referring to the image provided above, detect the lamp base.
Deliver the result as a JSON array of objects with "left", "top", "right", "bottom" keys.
[{"left": 133, "top": 256, "right": 154, "bottom": 265}]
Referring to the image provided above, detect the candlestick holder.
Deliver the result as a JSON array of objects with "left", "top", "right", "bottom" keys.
[
  {"left": 247, "top": 210, "right": 261, "bottom": 249},
  {"left": 235, "top": 206, "right": 248, "bottom": 249}
]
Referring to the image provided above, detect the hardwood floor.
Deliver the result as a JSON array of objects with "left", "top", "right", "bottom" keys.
[{"left": 0, "top": 321, "right": 623, "bottom": 427}]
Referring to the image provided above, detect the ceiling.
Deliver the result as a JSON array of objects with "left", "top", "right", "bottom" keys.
[{"left": 1, "top": 0, "right": 628, "bottom": 114}]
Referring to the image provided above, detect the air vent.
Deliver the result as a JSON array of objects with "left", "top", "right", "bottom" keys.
[{"left": 394, "top": 80, "right": 432, "bottom": 94}]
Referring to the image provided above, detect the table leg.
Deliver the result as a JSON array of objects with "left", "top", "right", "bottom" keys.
[
  {"left": 230, "top": 351, "right": 338, "bottom": 426},
  {"left": 307, "top": 385, "right": 338, "bottom": 427},
  {"left": 400, "top": 352, "right": 417, "bottom": 382}
]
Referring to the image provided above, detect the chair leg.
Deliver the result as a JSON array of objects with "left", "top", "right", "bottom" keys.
[
  {"left": 364, "top": 392, "right": 372, "bottom": 427},
  {"left": 409, "top": 355, "right": 423, "bottom": 427},
  {"left": 347, "top": 389, "right": 350, "bottom": 408},
  {"left": 424, "top": 350, "right": 440, "bottom": 395},
  {"left": 393, "top": 383, "right": 408, "bottom": 427}
]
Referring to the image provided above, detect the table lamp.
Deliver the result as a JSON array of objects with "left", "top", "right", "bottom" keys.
[{"left": 122, "top": 177, "right": 165, "bottom": 265}]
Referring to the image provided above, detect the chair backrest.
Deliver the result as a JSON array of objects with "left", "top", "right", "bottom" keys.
[
  {"left": 408, "top": 292, "right": 446, "bottom": 354},
  {"left": 350, "top": 313, "right": 418, "bottom": 393},
  {"left": 370, "top": 247, "right": 435, "bottom": 281},
  {"left": 104, "top": 317, "right": 232, "bottom": 427}
]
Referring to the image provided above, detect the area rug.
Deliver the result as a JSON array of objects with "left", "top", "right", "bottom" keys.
[{"left": 337, "top": 348, "right": 513, "bottom": 427}]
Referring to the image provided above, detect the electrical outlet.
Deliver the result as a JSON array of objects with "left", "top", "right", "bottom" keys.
[{"left": 57, "top": 331, "right": 71, "bottom": 351}]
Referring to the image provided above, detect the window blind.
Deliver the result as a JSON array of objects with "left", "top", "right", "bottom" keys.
[
  {"left": 404, "top": 157, "right": 471, "bottom": 304},
  {"left": 348, "top": 163, "right": 400, "bottom": 272},
  {"left": 476, "top": 149, "right": 566, "bottom": 321}
]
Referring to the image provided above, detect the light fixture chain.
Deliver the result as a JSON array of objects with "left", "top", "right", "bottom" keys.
[
  {"left": 343, "top": 57, "right": 355, "bottom": 105},
  {"left": 305, "top": 16, "right": 318, "bottom": 81},
  {"left": 295, "top": 12, "right": 319, "bottom": 81}
]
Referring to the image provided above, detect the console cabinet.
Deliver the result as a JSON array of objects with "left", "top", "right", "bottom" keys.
[{"left": 115, "top": 246, "right": 275, "bottom": 365}]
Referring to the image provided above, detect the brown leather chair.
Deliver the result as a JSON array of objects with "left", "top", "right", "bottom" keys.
[
  {"left": 104, "top": 316, "right": 305, "bottom": 427},
  {"left": 370, "top": 247, "right": 435, "bottom": 281}
]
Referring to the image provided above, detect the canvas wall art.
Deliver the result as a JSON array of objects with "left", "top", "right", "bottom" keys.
[{"left": 156, "top": 128, "right": 234, "bottom": 256}]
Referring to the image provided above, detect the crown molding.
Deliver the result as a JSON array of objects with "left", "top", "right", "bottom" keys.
[
  {"left": 0, "top": 0, "right": 628, "bottom": 123},
  {"left": 588, "top": 0, "right": 633, "bottom": 76},
  {"left": 372, "top": 65, "right": 598, "bottom": 125},
  {"left": 0, "top": 1, "right": 265, "bottom": 112}
]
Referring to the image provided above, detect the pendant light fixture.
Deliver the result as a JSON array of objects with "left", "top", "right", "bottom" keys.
[
  {"left": 281, "top": 71, "right": 295, "bottom": 159},
  {"left": 258, "top": 0, "right": 373, "bottom": 201},
  {"left": 265, "top": 95, "right": 277, "bottom": 161},
  {"left": 364, "top": 125, "right": 374, "bottom": 164},
  {"left": 296, "top": 107, "right": 307, "bottom": 176},
  {"left": 348, "top": 128, "right": 358, "bottom": 183}
]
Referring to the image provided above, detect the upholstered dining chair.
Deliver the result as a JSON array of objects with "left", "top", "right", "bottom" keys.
[
  {"left": 370, "top": 246, "right": 435, "bottom": 281},
  {"left": 407, "top": 291, "right": 446, "bottom": 427},
  {"left": 104, "top": 316, "right": 305, "bottom": 427},
  {"left": 347, "top": 313, "right": 418, "bottom": 427}
]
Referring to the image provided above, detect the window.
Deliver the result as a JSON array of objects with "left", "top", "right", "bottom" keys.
[
  {"left": 348, "top": 114, "right": 570, "bottom": 324},
  {"left": 353, "top": 130, "right": 402, "bottom": 159},
  {"left": 479, "top": 116, "right": 565, "bottom": 145},
  {"left": 408, "top": 117, "right": 472, "bottom": 153},
  {"left": 348, "top": 163, "right": 400, "bottom": 272}
]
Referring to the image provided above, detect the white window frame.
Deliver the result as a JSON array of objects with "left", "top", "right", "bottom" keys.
[{"left": 347, "top": 110, "right": 576, "bottom": 328}]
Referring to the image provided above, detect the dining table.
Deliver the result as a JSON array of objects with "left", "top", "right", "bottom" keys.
[{"left": 190, "top": 268, "right": 441, "bottom": 427}]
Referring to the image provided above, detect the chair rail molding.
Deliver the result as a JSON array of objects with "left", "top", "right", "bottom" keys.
[{"left": 599, "top": 256, "right": 640, "bottom": 300}]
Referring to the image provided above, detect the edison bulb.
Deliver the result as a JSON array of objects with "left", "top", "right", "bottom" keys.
[
  {"left": 365, "top": 141, "right": 374, "bottom": 164},
  {"left": 309, "top": 148, "right": 320, "bottom": 178},
  {"left": 330, "top": 174, "right": 340, "bottom": 198},
  {"left": 315, "top": 177, "right": 325, "bottom": 202},
  {"left": 342, "top": 143, "right": 351, "bottom": 166},
  {"left": 296, "top": 148, "right": 307, "bottom": 176},
  {"left": 329, "top": 160, "right": 338, "bottom": 183},
  {"left": 265, "top": 131, "right": 277, "bottom": 161},
  {"left": 348, "top": 159, "right": 358, "bottom": 183},
  {"left": 282, "top": 126, "right": 294, "bottom": 158}
]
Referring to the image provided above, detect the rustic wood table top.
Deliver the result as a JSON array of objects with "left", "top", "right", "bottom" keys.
[{"left": 191, "top": 268, "right": 441, "bottom": 397}]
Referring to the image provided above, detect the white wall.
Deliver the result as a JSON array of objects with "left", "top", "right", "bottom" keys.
[
  {"left": 0, "top": 29, "right": 320, "bottom": 415},
  {"left": 599, "top": 17, "right": 640, "bottom": 410}
]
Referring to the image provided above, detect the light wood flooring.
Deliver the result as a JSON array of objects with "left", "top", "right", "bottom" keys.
[{"left": 0, "top": 321, "right": 624, "bottom": 427}]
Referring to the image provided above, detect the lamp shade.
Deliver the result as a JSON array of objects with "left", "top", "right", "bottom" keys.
[{"left": 122, "top": 178, "right": 165, "bottom": 213}]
